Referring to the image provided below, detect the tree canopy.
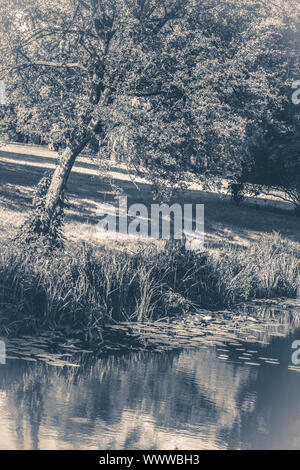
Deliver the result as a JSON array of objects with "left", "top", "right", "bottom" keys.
[{"left": 0, "top": 0, "right": 299, "bottom": 215}]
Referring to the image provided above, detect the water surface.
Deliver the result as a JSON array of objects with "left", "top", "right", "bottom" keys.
[{"left": 1, "top": 301, "right": 300, "bottom": 450}]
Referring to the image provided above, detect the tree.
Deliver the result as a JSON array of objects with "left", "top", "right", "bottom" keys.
[
  {"left": 239, "top": 130, "right": 300, "bottom": 213},
  {"left": 1, "top": 0, "right": 195, "bottom": 229},
  {"left": 236, "top": 6, "right": 300, "bottom": 212},
  {"left": 0, "top": 0, "right": 299, "bottom": 236}
]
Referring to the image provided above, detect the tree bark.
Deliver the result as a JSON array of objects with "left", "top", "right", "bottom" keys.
[{"left": 44, "top": 137, "right": 90, "bottom": 221}]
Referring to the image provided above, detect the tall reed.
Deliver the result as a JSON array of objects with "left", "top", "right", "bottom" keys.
[{"left": 0, "top": 232, "right": 299, "bottom": 338}]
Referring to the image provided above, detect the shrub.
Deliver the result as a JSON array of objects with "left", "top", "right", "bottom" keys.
[{"left": 240, "top": 131, "right": 300, "bottom": 214}]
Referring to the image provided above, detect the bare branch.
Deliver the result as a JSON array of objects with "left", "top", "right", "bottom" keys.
[
  {"left": 152, "top": 0, "right": 187, "bottom": 33},
  {"left": 28, "top": 61, "right": 87, "bottom": 70},
  {"left": 0, "top": 61, "right": 87, "bottom": 80}
]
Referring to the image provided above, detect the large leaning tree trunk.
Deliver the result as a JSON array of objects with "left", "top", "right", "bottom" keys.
[
  {"left": 43, "top": 91, "right": 108, "bottom": 226},
  {"left": 44, "top": 138, "right": 89, "bottom": 220}
]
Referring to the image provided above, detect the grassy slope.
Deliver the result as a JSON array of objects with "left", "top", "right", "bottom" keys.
[
  {"left": 0, "top": 143, "right": 299, "bottom": 249},
  {"left": 0, "top": 144, "right": 299, "bottom": 338}
]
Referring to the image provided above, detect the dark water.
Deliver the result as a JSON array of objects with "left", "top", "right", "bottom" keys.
[{"left": 1, "top": 304, "right": 300, "bottom": 450}]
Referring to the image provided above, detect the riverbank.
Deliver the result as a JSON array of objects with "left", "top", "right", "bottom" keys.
[
  {"left": 0, "top": 145, "right": 300, "bottom": 341},
  {"left": 0, "top": 233, "right": 299, "bottom": 340}
]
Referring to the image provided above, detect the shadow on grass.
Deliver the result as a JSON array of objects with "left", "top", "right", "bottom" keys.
[{"left": 0, "top": 149, "right": 300, "bottom": 248}]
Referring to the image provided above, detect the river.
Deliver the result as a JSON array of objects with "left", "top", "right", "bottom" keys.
[{"left": 1, "top": 300, "right": 300, "bottom": 450}]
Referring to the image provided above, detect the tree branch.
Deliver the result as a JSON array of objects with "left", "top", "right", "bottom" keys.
[
  {"left": 1, "top": 61, "right": 88, "bottom": 79},
  {"left": 28, "top": 60, "right": 87, "bottom": 70}
]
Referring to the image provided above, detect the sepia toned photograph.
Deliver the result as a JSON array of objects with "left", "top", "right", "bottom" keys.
[{"left": 0, "top": 0, "right": 300, "bottom": 455}]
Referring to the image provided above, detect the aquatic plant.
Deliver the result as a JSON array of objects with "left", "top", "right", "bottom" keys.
[{"left": 0, "top": 233, "right": 299, "bottom": 340}]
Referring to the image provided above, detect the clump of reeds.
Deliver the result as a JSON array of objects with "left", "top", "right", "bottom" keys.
[{"left": 0, "top": 232, "right": 299, "bottom": 340}]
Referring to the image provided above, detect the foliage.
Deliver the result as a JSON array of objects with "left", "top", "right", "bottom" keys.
[
  {"left": 16, "top": 172, "right": 66, "bottom": 249},
  {"left": 238, "top": 129, "right": 300, "bottom": 212},
  {"left": 0, "top": 0, "right": 299, "bottom": 189}
]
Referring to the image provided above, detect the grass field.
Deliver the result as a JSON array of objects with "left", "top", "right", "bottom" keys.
[{"left": 0, "top": 143, "right": 299, "bottom": 250}]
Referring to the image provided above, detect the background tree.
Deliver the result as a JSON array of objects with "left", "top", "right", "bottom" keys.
[{"left": 229, "top": 1, "right": 300, "bottom": 212}]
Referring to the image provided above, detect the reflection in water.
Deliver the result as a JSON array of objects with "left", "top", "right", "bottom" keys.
[{"left": 1, "top": 310, "right": 300, "bottom": 449}]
